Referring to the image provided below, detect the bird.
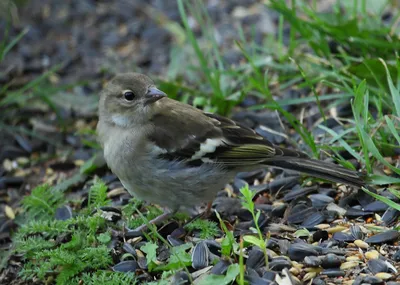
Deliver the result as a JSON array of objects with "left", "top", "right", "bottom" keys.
[{"left": 97, "top": 72, "right": 367, "bottom": 230}]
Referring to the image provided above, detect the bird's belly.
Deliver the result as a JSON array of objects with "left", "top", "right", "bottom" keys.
[{"left": 116, "top": 158, "right": 231, "bottom": 210}]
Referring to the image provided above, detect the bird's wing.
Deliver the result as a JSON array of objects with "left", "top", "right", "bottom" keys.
[{"left": 147, "top": 100, "right": 308, "bottom": 167}]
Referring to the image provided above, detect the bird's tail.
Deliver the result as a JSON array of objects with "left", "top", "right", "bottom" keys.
[{"left": 263, "top": 157, "right": 366, "bottom": 188}]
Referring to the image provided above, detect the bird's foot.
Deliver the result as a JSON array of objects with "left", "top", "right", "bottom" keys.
[{"left": 132, "top": 209, "right": 174, "bottom": 233}]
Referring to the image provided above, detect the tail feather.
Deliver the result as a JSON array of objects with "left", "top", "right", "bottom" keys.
[{"left": 263, "top": 157, "right": 366, "bottom": 188}]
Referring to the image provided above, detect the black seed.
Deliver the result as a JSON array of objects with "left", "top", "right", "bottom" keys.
[
  {"left": 381, "top": 208, "right": 400, "bottom": 226},
  {"left": 318, "top": 188, "right": 337, "bottom": 197},
  {"left": 365, "top": 230, "right": 400, "bottom": 244},
  {"left": 283, "top": 186, "right": 319, "bottom": 202},
  {"left": 393, "top": 249, "right": 400, "bottom": 262},
  {"left": 288, "top": 243, "right": 319, "bottom": 261},
  {"left": 262, "top": 271, "right": 276, "bottom": 281},
  {"left": 287, "top": 206, "right": 316, "bottom": 224},
  {"left": 251, "top": 184, "right": 270, "bottom": 196},
  {"left": 112, "top": 260, "right": 137, "bottom": 272},
  {"left": 122, "top": 242, "right": 137, "bottom": 256},
  {"left": 368, "top": 259, "right": 388, "bottom": 274},
  {"left": 137, "top": 253, "right": 148, "bottom": 269},
  {"left": 245, "top": 274, "right": 271, "bottom": 285},
  {"left": 55, "top": 205, "right": 73, "bottom": 221},
  {"left": 332, "top": 232, "right": 355, "bottom": 242},
  {"left": 255, "top": 204, "right": 273, "bottom": 212},
  {"left": 301, "top": 212, "right": 325, "bottom": 229},
  {"left": 171, "top": 271, "right": 190, "bottom": 285},
  {"left": 204, "top": 240, "right": 222, "bottom": 256},
  {"left": 210, "top": 259, "right": 231, "bottom": 275},
  {"left": 356, "top": 188, "right": 376, "bottom": 207},
  {"left": 364, "top": 201, "right": 390, "bottom": 212},
  {"left": 321, "top": 254, "right": 344, "bottom": 269},
  {"left": 345, "top": 207, "right": 374, "bottom": 218},
  {"left": 233, "top": 178, "right": 248, "bottom": 193},
  {"left": 350, "top": 225, "right": 364, "bottom": 240},
  {"left": 167, "top": 235, "right": 184, "bottom": 247},
  {"left": 320, "top": 269, "right": 345, "bottom": 277},
  {"left": 124, "top": 229, "right": 143, "bottom": 238},
  {"left": 304, "top": 256, "right": 321, "bottom": 267},
  {"left": 271, "top": 203, "right": 287, "bottom": 217},
  {"left": 312, "top": 277, "right": 326, "bottom": 285},
  {"left": 362, "top": 276, "right": 385, "bottom": 285},
  {"left": 278, "top": 239, "right": 291, "bottom": 255},
  {"left": 320, "top": 248, "right": 346, "bottom": 256},
  {"left": 269, "top": 177, "right": 300, "bottom": 195},
  {"left": 170, "top": 227, "right": 186, "bottom": 239},
  {"left": 322, "top": 210, "right": 338, "bottom": 223},
  {"left": 246, "top": 248, "right": 266, "bottom": 270},
  {"left": 312, "top": 230, "right": 329, "bottom": 242},
  {"left": 269, "top": 257, "right": 291, "bottom": 271},
  {"left": 192, "top": 241, "right": 210, "bottom": 270},
  {"left": 158, "top": 221, "right": 180, "bottom": 237},
  {"left": 236, "top": 169, "right": 267, "bottom": 183},
  {"left": 309, "top": 194, "right": 334, "bottom": 209}
]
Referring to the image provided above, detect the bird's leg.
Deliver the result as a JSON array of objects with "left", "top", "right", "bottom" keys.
[
  {"left": 133, "top": 208, "right": 175, "bottom": 232},
  {"left": 202, "top": 201, "right": 213, "bottom": 217}
]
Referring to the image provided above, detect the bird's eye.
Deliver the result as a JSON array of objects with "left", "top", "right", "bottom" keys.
[{"left": 123, "top": 90, "right": 135, "bottom": 101}]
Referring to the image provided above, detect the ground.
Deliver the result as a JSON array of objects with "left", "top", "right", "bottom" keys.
[{"left": 0, "top": 0, "right": 400, "bottom": 284}]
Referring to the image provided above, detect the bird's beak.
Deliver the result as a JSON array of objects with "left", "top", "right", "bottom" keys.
[{"left": 144, "top": 87, "right": 167, "bottom": 105}]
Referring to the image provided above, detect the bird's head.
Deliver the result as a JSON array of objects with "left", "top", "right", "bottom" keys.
[{"left": 99, "top": 73, "right": 167, "bottom": 127}]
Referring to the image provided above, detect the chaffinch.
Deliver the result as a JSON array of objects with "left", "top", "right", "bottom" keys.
[{"left": 97, "top": 73, "right": 366, "bottom": 229}]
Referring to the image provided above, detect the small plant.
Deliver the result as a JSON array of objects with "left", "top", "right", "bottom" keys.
[
  {"left": 185, "top": 219, "right": 219, "bottom": 239},
  {"left": 13, "top": 179, "right": 130, "bottom": 285},
  {"left": 239, "top": 185, "right": 270, "bottom": 269}
]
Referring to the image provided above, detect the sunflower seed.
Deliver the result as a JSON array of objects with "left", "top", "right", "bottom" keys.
[
  {"left": 112, "top": 260, "right": 137, "bottom": 272},
  {"left": 368, "top": 259, "right": 388, "bottom": 274},
  {"left": 288, "top": 243, "right": 319, "bottom": 262},
  {"left": 365, "top": 230, "right": 400, "bottom": 244},
  {"left": 192, "top": 241, "right": 210, "bottom": 270}
]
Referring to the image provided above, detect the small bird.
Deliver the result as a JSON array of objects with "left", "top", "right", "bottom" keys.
[{"left": 97, "top": 73, "right": 366, "bottom": 229}]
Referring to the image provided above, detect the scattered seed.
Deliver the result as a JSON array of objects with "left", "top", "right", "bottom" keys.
[
  {"left": 354, "top": 239, "right": 369, "bottom": 249},
  {"left": 365, "top": 250, "right": 379, "bottom": 260}
]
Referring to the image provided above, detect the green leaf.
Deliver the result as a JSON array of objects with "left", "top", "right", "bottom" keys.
[
  {"left": 22, "top": 184, "right": 65, "bottom": 219},
  {"left": 243, "top": 235, "right": 265, "bottom": 249},
  {"left": 197, "top": 264, "right": 240, "bottom": 285},
  {"left": 369, "top": 174, "right": 400, "bottom": 185},
  {"left": 379, "top": 58, "right": 400, "bottom": 117},
  {"left": 155, "top": 243, "right": 192, "bottom": 271},
  {"left": 294, "top": 228, "right": 311, "bottom": 238},
  {"left": 384, "top": 116, "right": 400, "bottom": 146},
  {"left": 216, "top": 211, "right": 235, "bottom": 257},
  {"left": 239, "top": 184, "right": 253, "bottom": 213},
  {"left": 87, "top": 178, "right": 110, "bottom": 210},
  {"left": 97, "top": 232, "right": 111, "bottom": 244},
  {"left": 141, "top": 242, "right": 159, "bottom": 271},
  {"left": 362, "top": 187, "right": 400, "bottom": 211},
  {"left": 348, "top": 59, "right": 397, "bottom": 91},
  {"left": 361, "top": 129, "right": 400, "bottom": 175}
]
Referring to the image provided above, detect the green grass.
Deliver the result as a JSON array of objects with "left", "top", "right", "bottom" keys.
[{"left": 5, "top": 0, "right": 400, "bottom": 284}]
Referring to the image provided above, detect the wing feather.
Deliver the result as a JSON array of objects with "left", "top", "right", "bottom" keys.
[{"left": 147, "top": 99, "right": 309, "bottom": 167}]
